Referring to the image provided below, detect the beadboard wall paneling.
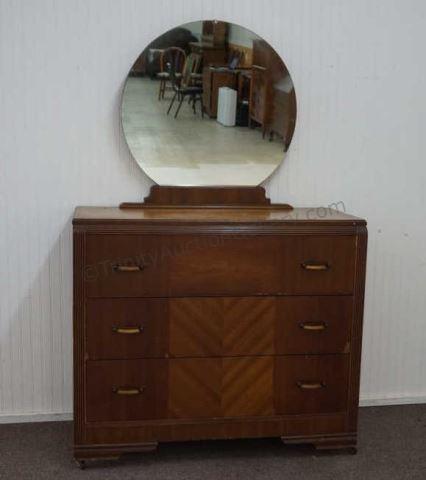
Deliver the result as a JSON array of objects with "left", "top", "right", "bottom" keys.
[{"left": 1, "top": 0, "right": 425, "bottom": 419}]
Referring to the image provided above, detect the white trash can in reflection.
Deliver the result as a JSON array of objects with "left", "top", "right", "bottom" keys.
[{"left": 217, "top": 87, "right": 237, "bottom": 126}]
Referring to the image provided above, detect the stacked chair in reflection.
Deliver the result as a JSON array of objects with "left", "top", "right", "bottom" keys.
[
  {"left": 166, "top": 53, "right": 204, "bottom": 119},
  {"left": 157, "top": 47, "right": 186, "bottom": 101}
]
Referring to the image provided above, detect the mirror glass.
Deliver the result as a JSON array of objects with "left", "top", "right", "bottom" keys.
[{"left": 121, "top": 20, "right": 296, "bottom": 186}]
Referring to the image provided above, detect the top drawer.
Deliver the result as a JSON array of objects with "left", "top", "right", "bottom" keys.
[{"left": 83, "top": 234, "right": 356, "bottom": 297}]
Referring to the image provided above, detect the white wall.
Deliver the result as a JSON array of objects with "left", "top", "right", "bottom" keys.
[{"left": 1, "top": 0, "right": 426, "bottom": 421}]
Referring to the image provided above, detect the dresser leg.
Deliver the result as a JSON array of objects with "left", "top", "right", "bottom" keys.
[
  {"left": 74, "top": 456, "right": 120, "bottom": 469},
  {"left": 74, "top": 442, "right": 158, "bottom": 467},
  {"left": 75, "top": 459, "right": 86, "bottom": 470},
  {"left": 281, "top": 434, "right": 357, "bottom": 454},
  {"left": 312, "top": 441, "right": 357, "bottom": 454}
]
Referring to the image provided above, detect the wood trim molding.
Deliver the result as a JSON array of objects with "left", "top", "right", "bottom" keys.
[
  {"left": 74, "top": 225, "right": 360, "bottom": 235},
  {"left": 347, "top": 226, "right": 368, "bottom": 432},
  {"left": 120, "top": 186, "right": 292, "bottom": 209},
  {"left": 73, "top": 230, "right": 85, "bottom": 445}
]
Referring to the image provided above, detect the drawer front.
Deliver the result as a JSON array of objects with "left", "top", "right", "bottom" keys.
[
  {"left": 86, "top": 299, "right": 168, "bottom": 360},
  {"left": 276, "top": 296, "right": 352, "bottom": 354},
  {"left": 275, "top": 355, "right": 350, "bottom": 415},
  {"left": 86, "top": 360, "right": 168, "bottom": 422},
  {"left": 84, "top": 234, "right": 356, "bottom": 297},
  {"left": 84, "top": 235, "right": 168, "bottom": 297},
  {"left": 280, "top": 236, "right": 356, "bottom": 294},
  {"left": 85, "top": 356, "right": 349, "bottom": 423},
  {"left": 85, "top": 296, "right": 353, "bottom": 360}
]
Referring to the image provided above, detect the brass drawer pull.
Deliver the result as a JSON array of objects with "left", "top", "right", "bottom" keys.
[
  {"left": 299, "top": 322, "right": 328, "bottom": 331},
  {"left": 112, "top": 326, "right": 143, "bottom": 334},
  {"left": 301, "top": 262, "right": 330, "bottom": 271},
  {"left": 112, "top": 264, "right": 145, "bottom": 272},
  {"left": 296, "top": 381, "right": 326, "bottom": 390},
  {"left": 112, "top": 386, "right": 145, "bottom": 396}
]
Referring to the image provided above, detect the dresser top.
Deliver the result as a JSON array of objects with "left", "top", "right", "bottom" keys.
[{"left": 73, "top": 207, "right": 366, "bottom": 225}]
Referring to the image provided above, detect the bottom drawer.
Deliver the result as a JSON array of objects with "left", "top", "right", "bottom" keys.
[
  {"left": 275, "top": 355, "right": 350, "bottom": 414},
  {"left": 86, "top": 360, "right": 168, "bottom": 422},
  {"left": 85, "top": 355, "right": 350, "bottom": 422}
]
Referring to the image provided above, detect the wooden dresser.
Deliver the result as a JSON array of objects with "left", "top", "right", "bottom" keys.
[
  {"left": 73, "top": 187, "right": 367, "bottom": 466},
  {"left": 202, "top": 67, "right": 238, "bottom": 118}
]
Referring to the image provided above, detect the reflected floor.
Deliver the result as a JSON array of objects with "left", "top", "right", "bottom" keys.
[{"left": 121, "top": 77, "right": 285, "bottom": 185}]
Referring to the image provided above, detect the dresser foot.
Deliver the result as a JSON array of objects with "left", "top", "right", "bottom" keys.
[
  {"left": 74, "top": 442, "right": 158, "bottom": 467},
  {"left": 75, "top": 459, "right": 86, "bottom": 470},
  {"left": 74, "top": 456, "right": 120, "bottom": 469},
  {"left": 313, "top": 441, "right": 357, "bottom": 454},
  {"left": 281, "top": 434, "right": 357, "bottom": 454}
]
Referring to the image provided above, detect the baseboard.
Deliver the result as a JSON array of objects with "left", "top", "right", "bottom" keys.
[
  {"left": 0, "top": 412, "right": 72, "bottom": 424},
  {"left": 1, "top": 396, "right": 425, "bottom": 425}
]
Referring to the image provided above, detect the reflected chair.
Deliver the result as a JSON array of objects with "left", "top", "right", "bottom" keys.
[
  {"left": 157, "top": 47, "right": 186, "bottom": 100},
  {"left": 181, "top": 53, "right": 202, "bottom": 87},
  {"left": 166, "top": 58, "right": 204, "bottom": 119}
]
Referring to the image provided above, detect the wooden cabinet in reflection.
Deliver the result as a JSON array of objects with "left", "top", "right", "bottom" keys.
[
  {"left": 189, "top": 43, "right": 227, "bottom": 68},
  {"left": 249, "top": 66, "right": 269, "bottom": 135},
  {"left": 249, "top": 40, "right": 296, "bottom": 149},
  {"left": 201, "top": 20, "right": 227, "bottom": 46},
  {"left": 270, "top": 84, "right": 297, "bottom": 150}
]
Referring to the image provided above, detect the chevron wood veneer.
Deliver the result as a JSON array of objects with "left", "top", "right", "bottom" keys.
[
  {"left": 222, "top": 357, "right": 274, "bottom": 417},
  {"left": 168, "top": 356, "right": 274, "bottom": 419},
  {"left": 169, "top": 297, "right": 275, "bottom": 356},
  {"left": 224, "top": 298, "right": 275, "bottom": 356}
]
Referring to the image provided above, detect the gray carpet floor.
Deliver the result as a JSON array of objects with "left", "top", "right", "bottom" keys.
[{"left": 0, "top": 405, "right": 425, "bottom": 479}]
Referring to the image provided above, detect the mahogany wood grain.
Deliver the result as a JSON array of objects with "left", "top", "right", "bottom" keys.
[
  {"left": 280, "top": 235, "right": 356, "bottom": 294},
  {"left": 276, "top": 296, "right": 352, "bottom": 355},
  {"left": 347, "top": 226, "right": 368, "bottom": 432},
  {"left": 85, "top": 296, "right": 351, "bottom": 360},
  {"left": 81, "top": 413, "right": 348, "bottom": 447},
  {"left": 275, "top": 355, "right": 350, "bottom": 415},
  {"left": 73, "top": 229, "right": 85, "bottom": 446},
  {"left": 86, "top": 360, "right": 168, "bottom": 422},
  {"left": 86, "top": 298, "right": 168, "bottom": 359},
  {"left": 74, "top": 205, "right": 365, "bottom": 225},
  {"left": 84, "top": 234, "right": 282, "bottom": 297},
  {"left": 85, "top": 355, "right": 348, "bottom": 423},
  {"left": 140, "top": 185, "right": 273, "bottom": 206},
  {"left": 84, "top": 234, "right": 356, "bottom": 297}
]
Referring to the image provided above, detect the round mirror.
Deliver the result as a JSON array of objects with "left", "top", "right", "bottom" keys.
[{"left": 121, "top": 20, "right": 296, "bottom": 186}]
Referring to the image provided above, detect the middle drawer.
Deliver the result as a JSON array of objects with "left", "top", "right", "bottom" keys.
[{"left": 86, "top": 296, "right": 352, "bottom": 359}]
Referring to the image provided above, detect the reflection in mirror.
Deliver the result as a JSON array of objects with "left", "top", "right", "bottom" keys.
[{"left": 121, "top": 20, "right": 296, "bottom": 186}]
